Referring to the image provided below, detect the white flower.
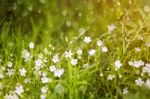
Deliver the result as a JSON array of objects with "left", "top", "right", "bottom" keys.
[
  {"left": 7, "top": 61, "right": 13, "bottom": 68},
  {"left": 38, "top": 53, "right": 43, "bottom": 59},
  {"left": 19, "top": 68, "right": 27, "bottom": 77},
  {"left": 6, "top": 69, "right": 14, "bottom": 76},
  {"left": 114, "top": 60, "right": 122, "bottom": 70},
  {"left": 123, "top": 87, "right": 129, "bottom": 95},
  {"left": 64, "top": 50, "right": 73, "bottom": 58},
  {"left": 0, "top": 82, "right": 3, "bottom": 89},
  {"left": 88, "top": 49, "right": 96, "bottom": 56},
  {"left": 142, "top": 63, "right": 150, "bottom": 76},
  {"left": 135, "top": 78, "right": 144, "bottom": 87},
  {"left": 29, "top": 42, "right": 35, "bottom": 49},
  {"left": 0, "top": 73, "right": 4, "bottom": 79},
  {"left": 35, "top": 59, "right": 42, "bottom": 67},
  {"left": 21, "top": 49, "right": 31, "bottom": 62},
  {"left": 24, "top": 78, "right": 31, "bottom": 84},
  {"left": 52, "top": 54, "right": 59, "bottom": 63},
  {"left": 54, "top": 69, "right": 64, "bottom": 78},
  {"left": 107, "top": 74, "right": 115, "bottom": 80},
  {"left": 41, "top": 86, "right": 48, "bottom": 94},
  {"left": 128, "top": 60, "right": 144, "bottom": 68},
  {"left": 84, "top": 36, "right": 92, "bottom": 44},
  {"left": 15, "top": 85, "right": 24, "bottom": 95},
  {"left": 71, "top": 59, "right": 78, "bottom": 65},
  {"left": 145, "top": 79, "right": 150, "bottom": 89},
  {"left": 97, "top": 40, "right": 103, "bottom": 47},
  {"left": 41, "top": 76, "right": 52, "bottom": 84},
  {"left": 77, "top": 49, "right": 82, "bottom": 55},
  {"left": 4, "top": 92, "right": 19, "bottom": 99},
  {"left": 44, "top": 48, "right": 49, "bottom": 55},
  {"left": 135, "top": 47, "right": 141, "bottom": 52},
  {"left": 49, "top": 65, "right": 57, "bottom": 72},
  {"left": 40, "top": 94, "right": 46, "bottom": 99},
  {"left": 107, "top": 24, "right": 116, "bottom": 33},
  {"left": 102, "top": 46, "right": 108, "bottom": 52}
]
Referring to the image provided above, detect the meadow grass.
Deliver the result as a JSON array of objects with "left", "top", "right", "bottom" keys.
[{"left": 0, "top": 0, "right": 150, "bottom": 99}]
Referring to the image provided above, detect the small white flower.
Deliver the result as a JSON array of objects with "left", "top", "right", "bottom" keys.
[
  {"left": 128, "top": 60, "right": 144, "bottom": 68},
  {"left": 38, "top": 53, "right": 43, "bottom": 59},
  {"left": 107, "top": 24, "right": 116, "bottom": 33},
  {"left": 54, "top": 69, "right": 64, "bottom": 78},
  {"left": 40, "top": 94, "right": 46, "bottom": 99},
  {"left": 44, "top": 48, "right": 49, "bottom": 55},
  {"left": 88, "top": 49, "right": 96, "bottom": 56},
  {"left": 24, "top": 78, "right": 31, "bottom": 84},
  {"left": 52, "top": 54, "right": 59, "bottom": 63},
  {"left": 6, "top": 69, "right": 14, "bottom": 76},
  {"left": 7, "top": 61, "right": 13, "bottom": 68},
  {"left": 41, "top": 76, "right": 52, "bottom": 84},
  {"left": 71, "top": 59, "right": 78, "bottom": 65},
  {"left": 15, "top": 85, "right": 24, "bottom": 95},
  {"left": 21, "top": 49, "right": 31, "bottom": 62},
  {"left": 77, "top": 49, "right": 82, "bottom": 55},
  {"left": 0, "top": 73, "right": 4, "bottom": 79},
  {"left": 49, "top": 65, "right": 57, "bottom": 72},
  {"left": 107, "top": 74, "right": 115, "bottom": 80},
  {"left": 144, "top": 5, "right": 150, "bottom": 13},
  {"left": 135, "top": 47, "right": 141, "bottom": 52},
  {"left": 19, "top": 68, "right": 27, "bottom": 77},
  {"left": 64, "top": 50, "right": 73, "bottom": 58},
  {"left": 84, "top": 37, "right": 92, "bottom": 44},
  {"left": 35, "top": 59, "right": 42, "bottom": 67},
  {"left": 4, "top": 92, "right": 19, "bottom": 99},
  {"left": 142, "top": 63, "right": 150, "bottom": 76},
  {"left": 123, "top": 87, "right": 129, "bottom": 95},
  {"left": 97, "top": 40, "right": 103, "bottom": 47},
  {"left": 102, "top": 46, "right": 108, "bottom": 52},
  {"left": 114, "top": 60, "right": 122, "bottom": 70},
  {"left": 29, "top": 42, "right": 35, "bottom": 49},
  {"left": 135, "top": 78, "right": 144, "bottom": 87},
  {"left": 41, "top": 86, "right": 48, "bottom": 94}
]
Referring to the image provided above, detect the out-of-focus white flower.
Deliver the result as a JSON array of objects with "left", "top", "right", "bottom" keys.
[
  {"left": 64, "top": 50, "right": 73, "bottom": 58},
  {"left": 24, "top": 78, "right": 31, "bottom": 84},
  {"left": 84, "top": 37, "right": 92, "bottom": 44},
  {"left": 21, "top": 49, "right": 31, "bottom": 62},
  {"left": 142, "top": 63, "right": 150, "bottom": 76},
  {"left": 128, "top": 60, "right": 144, "bottom": 68},
  {"left": 44, "top": 48, "right": 49, "bottom": 55},
  {"left": 4, "top": 91, "right": 19, "bottom": 99},
  {"left": 19, "top": 68, "right": 27, "bottom": 77},
  {"left": 88, "top": 49, "right": 96, "bottom": 56},
  {"left": 97, "top": 40, "right": 103, "bottom": 47},
  {"left": 49, "top": 65, "right": 57, "bottom": 72},
  {"left": 135, "top": 78, "right": 144, "bottom": 87},
  {"left": 41, "top": 86, "right": 48, "bottom": 94},
  {"left": 71, "top": 59, "right": 78, "bottom": 66},
  {"left": 114, "top": 60, "right": 122, "bottom": 70},
  {"left": 7, "top": 61, "right": 13, "bottom": 68},
  {"left": 40, "top": 94, "right": 46, "bottom": 99},
  {"left": 62, "top": 10, "right": 67, "bottom": 16},
  {"left": 41, "top": 76, "right": 52, "bottom": 84},
  {"left": 123, "top": 87, "right": 129, "bottom": 95},
  {"left": 135, "top": 47, "right": 141, "bottom": 52},
  {"left": 53, "top": 69, "right": 64, "bottom": 78},
  {"left": 15, "top": 85, "right": 24, "bottom": 95},
  {"left": 77, "top": 49, "right": 82, "bottom": 55},
  {"left": 83, "top": 63, "right": 89, "bottom": 68},
  {"left": 145, "top": 79, "right": 150, "bottom": 89},
  {"left": 107, "top": 24, "right": 116, "bottom": 33},
  {"left": 102, "top": 46, "right": 108, "bottom": 52},
  {"left": 107, "top": 74, "right": 115, "bottom": 80},
  {"left": 66, "top": 20, "right": 71, "bottom": 27},
  {"left": 144, "top": 5, "right": 150, "bottom": 13},
  {"left": 35, "top": 59, "right": 42, "bottom": 67},
  {"left": 29, "top": 42, "right": 35, "bottom": 49},
  {"left": 38, "top": 53, "right": 43, "bottom": 59},
  {"left": 6, "top": 69, "right": 14, "bottom": 77},
  {"left": 0, "top": 73, "right": 4, "bottom": 79},
  {"left": 52, "top": 54, "right": 59, "bottom": 63}
]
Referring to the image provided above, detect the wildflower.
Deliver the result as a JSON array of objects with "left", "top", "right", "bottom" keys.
[
  {"left": 41, "top": 76, "right": 52, "bottom": 84},
  {"left": 52, "top": 54, "right": 59, "bottom": 63},
  {"left": 71, "top": 59, "right": 78, "bottom": 65},
  {"left": 77, "top": 49, "right": 82, "bottom": 55},
  {"left": 38, "top": 53, "right": 43, "bottom": 59},
  {"left": 19, "top": 68, "right": 27, "bottom": 77},
  {"left": 6, "top": 69, "right": 14, "bottom": 76},
  {"left": 135, "top": 78, "right": 144, "bottom": 87},
  {"left": 24, "top": 78, "right": 31, "bottom": 84},
  {"left": 114, "top": 60, "right": 122, "bottom": 70},
  {"left": 0, "top": 73, "right": 4, "bottom": 79},
  {"left": 84, "top": 36, "right": 92, "bottom": 44},
  {"left": 88, "top": 49, "right": 96, "bottom": 56},
  {"left": 4, "top": 91, "right": 19, "bottom": 99},
  {"left": 41, "top": 86, "right": 48, "bottom": 94},
  {"left": 15, "top": 85, "right": 24, "bottom": 95},
  {"left": 144, "top": 5, "right": 150, "bottom": 13},
  {"left": 142, "top": 63, "right": 150, "bottom": 76},
  {"left": 21, "top": 49, "right": 31, "bottom": 62},
  {"left": 35, "top": 59, "right": 42, "bottom": 67},
  {"left": 123, "top": 87, "right": 129, "bottom": 95},
  {"left": 44, "top": 48, "right": 49, "bottom": 55},
  {"left": 107, "top": 74, "right": 115, "bottom": 80},
  {"left": 107, "top": 24, "right": 116, "bottom": 33},
  {"left": 128, "top": 60, "right": 144, "bottom": 68},
  {"left": 29, "top": 42, "right": 35, "bottom": 49},
  {"left": 135, "top": 47, "right": 141, "bottom": 52},
  {"left": 40, "top": 94, "right": 46, "bottom": 99},
  {"left": 49, "top": 65, "right": 56, "bottom": 72},
  {"left": 64, "top": 50, "right": 73, "bottom": 58},
  {"left": 7, "top": 61, "right": 13, "bottom": 68},
  {"left": 54, "top": 69, "right": 64, "bottom": 78},
  {"left": 97, "top": 40, "right": 103, "bottom": 47},
  {"left": 102, "top": 46, "right": 108, "bottom": 52}
]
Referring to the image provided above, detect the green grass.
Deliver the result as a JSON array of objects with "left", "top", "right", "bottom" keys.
[{"left": 0, "top": 0, "right": 150, "bottom": 99}]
